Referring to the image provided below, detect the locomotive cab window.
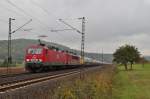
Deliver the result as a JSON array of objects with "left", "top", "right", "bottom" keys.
[
  {"left": 45, "top": 49, "right": 48, "bottom": 54},
  {"left": 28, "top": 48, "right": 42, "bottom": 54}
]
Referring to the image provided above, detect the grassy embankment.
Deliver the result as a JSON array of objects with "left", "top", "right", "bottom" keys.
[
  {"left": 112, "top": 63, "right": 150, "bottom": 99},
  {"left": 52, "top": 65, "right": 115, "bottom": 99}
]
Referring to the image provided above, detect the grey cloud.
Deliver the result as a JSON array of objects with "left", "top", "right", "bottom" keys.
[{"left": 0, "top": 0, "right": 150, "bottom": 55}]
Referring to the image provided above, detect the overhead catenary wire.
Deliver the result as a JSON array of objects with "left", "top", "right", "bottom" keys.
[
  {"left": 4, "top": 0, "right": 58, "bottom": 41},
  {"left": 30, "top": 0, "right": 80, "bottom": 44},
  {"left": 0, "top": 3, "right": 28, "bottom": 21},
  {"left": 5, "top": 0, "right": 49, "bottom": 30},
  {"left": 30, "top": 0, "right": 56, "bottom": 18},
  {"left": 4, "top": 0, "right": 81, "bottom": 50},
  {"left": 5, "top": 0, "right": 74, "bottom": 43},
  {"left": 30, "top": 0, "right": 81, "bottom": 38},
  {"left": 12, "top": 19, "right": 32, "bottom": 34}
]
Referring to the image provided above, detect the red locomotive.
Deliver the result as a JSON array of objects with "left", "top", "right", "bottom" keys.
[{"left": 25, "top": 42, "right": 80, "bottom": 72}]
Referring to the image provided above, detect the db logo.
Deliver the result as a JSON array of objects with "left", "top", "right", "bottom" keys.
[{"left": 32, "top": 55, "right": 36, "bottom": 59}]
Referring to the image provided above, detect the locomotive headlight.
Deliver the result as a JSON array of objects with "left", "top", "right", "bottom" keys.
[
  {"left": 39, "top": 59, "right": 42, "bottom": 62},
  {"left": 26, "top": 59, "right": 30, "bottom": 62}
]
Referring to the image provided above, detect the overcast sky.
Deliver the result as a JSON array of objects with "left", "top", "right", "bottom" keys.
[{"left": 0, "top": 0, "right": 150, "bottom": 55}]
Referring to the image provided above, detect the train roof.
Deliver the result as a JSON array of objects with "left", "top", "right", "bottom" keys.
[{"left": 26, "top": 44, "right": 78, "bottom": 55}]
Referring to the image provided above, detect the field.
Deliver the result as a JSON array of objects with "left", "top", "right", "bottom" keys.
[
  {"left": 52, "top": 65, "right": 115, "bottom": 99},
  {"left": 0, "top": 67, "right": 25, "bottom": 75},
  {"left": 112, "top": 63, "right": 150, "bottom": 99},
  {"left": 0, "top": 65, "right": 115, "bottom": 99},
  {"left": 1, "top": 64, "right": 150, "bottom": 99}
]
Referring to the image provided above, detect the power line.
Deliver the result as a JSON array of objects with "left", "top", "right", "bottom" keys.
[
  {"left": 5, "top": 0, "right": 75, "bottom": 43},
  {"left": 5, "top": 0, "right": 81, "bottom": 49},
  {"left": 30, "top": 0, "right": 80, "bottom": 42},
  {"left": 52, "top": 17, "right": 86, "bottom": 64},
  {"left": 0, "top": 1, "right": 73, "bottom": 44},
  {"left": 5, "top": 0, "right": 62, "bottom": 42},
  {"left": 30, "top": 0, "right": 56, "bottom": 18},
  {"left": 0, "top": 4, "right": 28, "bottom": 20},
  {"left": 7, "top": 18, "right": 32, "bottom": 74},
  {"left": 5, "top": 0, "right": 49, "bottom": 30}
]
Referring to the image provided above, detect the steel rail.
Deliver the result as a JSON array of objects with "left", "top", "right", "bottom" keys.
[
  {"left": 0, "top": 70, "right": 80, "bottom": 92},
  {"left": 0, "top": 72, "right": 29, "bottom": 78}
]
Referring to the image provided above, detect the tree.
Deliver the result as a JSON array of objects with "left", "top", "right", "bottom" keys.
[
  {"left": 113, "top": 45, "right": 140, "bottom": 70},
  {"left": 138, "top": 57, "right": 148, "bottom": 67}
]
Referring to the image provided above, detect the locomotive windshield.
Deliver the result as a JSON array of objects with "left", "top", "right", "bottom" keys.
[{"left": 28, "top": 48, "right": 42, "bottom": 54}]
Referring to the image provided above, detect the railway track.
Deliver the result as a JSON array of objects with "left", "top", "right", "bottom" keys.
[
  {"left": 0, "top": 65, "right": 104, "bottom": 93},
  {"left": 0, "top": 68, "right": 81, "bottom": 86},
  {"left": 0, "top": 70, "right": 80, "bottom": 93},
  {"left": 0, "top": 72, "right": 29, "bottom": 78},
  {"left": 0, "top": 64, "right": 99, "bottom": 86}
]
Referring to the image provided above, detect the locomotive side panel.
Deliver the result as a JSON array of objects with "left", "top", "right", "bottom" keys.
[{"left": 25, "top": 45, "right": 82, "bottom": 72}]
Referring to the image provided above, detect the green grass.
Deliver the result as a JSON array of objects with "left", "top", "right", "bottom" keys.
[{"left": 113, "top": 63, "right": 150, "bottom": 99}]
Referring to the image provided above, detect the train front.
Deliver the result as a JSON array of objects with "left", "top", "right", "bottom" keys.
[{"left": 25, "top": 45, "right": 44, "bottom": 72}]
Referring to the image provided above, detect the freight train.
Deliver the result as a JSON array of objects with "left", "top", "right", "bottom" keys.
[
  {"left": 25, "top": 41, "right": 101, "bottom": 72},
  {"left": 25, "top": 43, "right": 79, "bottom": 72}
]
